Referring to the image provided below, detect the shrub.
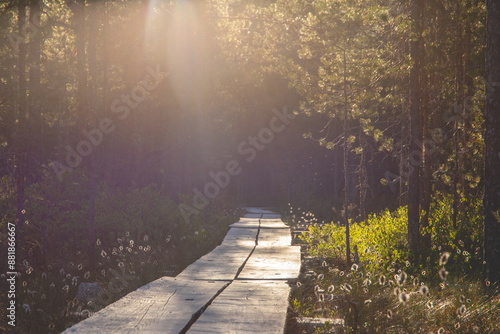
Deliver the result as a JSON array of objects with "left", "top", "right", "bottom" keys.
[
  {"left": 301, "top": 206, "right": 409, "bottom": 271},
  {"left": 0, "top": 171, "right": 240, "bottom": 333},
  {"left": 290, "top": 193, "right": 499, "bottom": 333}
]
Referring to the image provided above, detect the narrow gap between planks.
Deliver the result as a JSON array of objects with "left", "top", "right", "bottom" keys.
[{"left": 178, "top": 213, "right": 263, "bottom": 334}]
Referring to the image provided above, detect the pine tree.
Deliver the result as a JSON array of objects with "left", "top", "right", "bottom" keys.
[{"left": 483, "top": 0, "right": 500, "bottom": 287}]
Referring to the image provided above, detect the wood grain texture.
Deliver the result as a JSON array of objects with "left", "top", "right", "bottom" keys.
[
  {"left": 261, "top": 213, "right": 282, "bottom": 219},
  {"left": 237, "top": 246, "right": 301, "bottom": 280},
  {"left": 220, "top": 227, "right": 258, "bottom": 247},
  {"left": 61, "top": 278, "right": 229, "bottom": 334},
  {"left": 241, "top": 213, "right": 262, "bottom": 219},
  {"left": 258, "top": 227, "right": 292, "bottom": 246},
  {"left": 176, "top": 245, "right": 255, "bottom": 281},
  {"left": 229, "top": 218, "right": 260, "bottom": 229},
  {"left": 186, "top": 280, "right": 290, "bottom": 334},
  {"left": 260, "top": 218, "right": 289, "bottom": 229}
]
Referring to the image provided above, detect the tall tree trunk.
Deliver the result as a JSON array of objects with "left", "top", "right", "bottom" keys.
[
  {"left": 483, "top": 0, "right": 500, "bottom": 287},
  {"left": 88, "top": 156, "right": 96, "bottom": 270},
  {"left": 343, "top": 48, "right": 351, "bottom": 266},
  {"left": 66, "top": 0, "right": 88, "bottom": 129},
  {"left": 463, "top": 0, "right": 474, "bottom": 198},
  {"left": 66, "top": 0, "right": 92, "bottom": 266},
  {"left": 87, "top": 0, "right": 100, "bottom": 270},
  {"left": 421, "top": 65, "right": 432, "bottom": 253},
  {"left": 334, "top": 150, "right": 341, "bottom": 197},
  {"left": 16, "top": 0, "right": 27, "bottom": 233},
  {"left": 29, "top": 0, "right": 42, "bottom": 162},
  {"left": 408, "top": 0, "right": 424, "bottom": 257},
  {"left": 358, "top": 140, "right": 367, "bottom": 222},
  {"left": 399, "top": 141, "right": 406, "bottom": 207},
  {"left": 452, "top": 0, "right": 464, "bottom": 230}
]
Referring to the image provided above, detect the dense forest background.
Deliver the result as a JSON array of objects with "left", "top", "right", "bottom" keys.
[{"left": 0, "top": 0, "right": 499, "bottom": 332}]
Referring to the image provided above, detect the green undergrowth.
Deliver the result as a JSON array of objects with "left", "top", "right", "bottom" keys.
[
  {"left": 286, "top": 194, "right": 500, "bottom": 333},
  {"left": 0, "top": 171, "right": 241, "bottom": 333}
]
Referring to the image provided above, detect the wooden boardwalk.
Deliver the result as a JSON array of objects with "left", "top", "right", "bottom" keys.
[{"left": 62, "top": 208, "right": 301, "bottom": 334}]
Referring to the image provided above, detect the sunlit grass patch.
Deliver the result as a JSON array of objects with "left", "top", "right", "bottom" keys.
[{"left": 286, "top": 199, "right": 500, "bottom": 333}]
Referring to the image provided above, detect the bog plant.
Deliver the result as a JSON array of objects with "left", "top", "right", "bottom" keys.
[
  {"left": 300, "top": 206, "right": 409, "bottom": 271},
  {"left": 286, "top": 195, "right": 500, "bottom": 333},
  {"left": 0, "top": 172, "right": 240, "bottom": 333}
]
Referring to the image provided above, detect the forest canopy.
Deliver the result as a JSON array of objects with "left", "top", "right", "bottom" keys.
[{"left": 1, "top": 0, "right": 500, "bottom": 332}]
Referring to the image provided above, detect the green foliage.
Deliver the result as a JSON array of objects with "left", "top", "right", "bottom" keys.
[
  {"left": 292, "top": 197, "right": 498, "bottom": 333},
  {"left": 301, "top": 206, "right": 409, "bottom": 270},
  {"left": 299, "top": 190, "right": 484, "bottom": 279},
  {"left": 426, "top": 191, "right": 483, "bottom": 253},
  {"left": 420, "top": 191, "right": 484, "bottom": 283}
]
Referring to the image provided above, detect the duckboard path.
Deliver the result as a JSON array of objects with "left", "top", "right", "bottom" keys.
[{"left": 62, "top": 207, "right": 301, "bottom": 334}]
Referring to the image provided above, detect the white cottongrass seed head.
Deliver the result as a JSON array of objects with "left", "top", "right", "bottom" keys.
[{"left": 439, "top": 252, "right": 450, "bottom": 266}]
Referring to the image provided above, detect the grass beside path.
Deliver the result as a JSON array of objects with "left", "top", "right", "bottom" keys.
[{"left": 284, "top": 204, "right": 500, "bottom": 334}]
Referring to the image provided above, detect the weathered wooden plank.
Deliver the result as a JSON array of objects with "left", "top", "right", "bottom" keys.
[
  {"left": 258, "top": 227, "right": 292, "bottom": 246},
  {"left": 62, "top": 278, "right": 228, "bottom": 334},
  {"left": 244, "top": 207, "right": 275, "bottom": 214},
  {"left": 187, "top": 280, "right": 290, "bottom": 334},
  {"left": 229, "top": 218, "right": 260, "bottom": 229},
  {"left": 63, "top": 208, "right": 299, "bottom": 334},
  {"left": 261, "top": 213, "right": 282, "bottom": 219},
  {"left": 237, "top": 246, "right": 301, "bottom": 280},
  {"left": 242, "top": 213, "right": 262, "bottom": 218},
  {"left": 230, "top": 218, "right": 288, "bottom": 229},
  {"left": 176, "top": 245, "right": 254, "bottom": 281},
  {"left": 260, "top": 218, "right": 288, "bottom": 229},
  {"left": 221, "top": 227, "right": 257, "bottom": 247}
]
